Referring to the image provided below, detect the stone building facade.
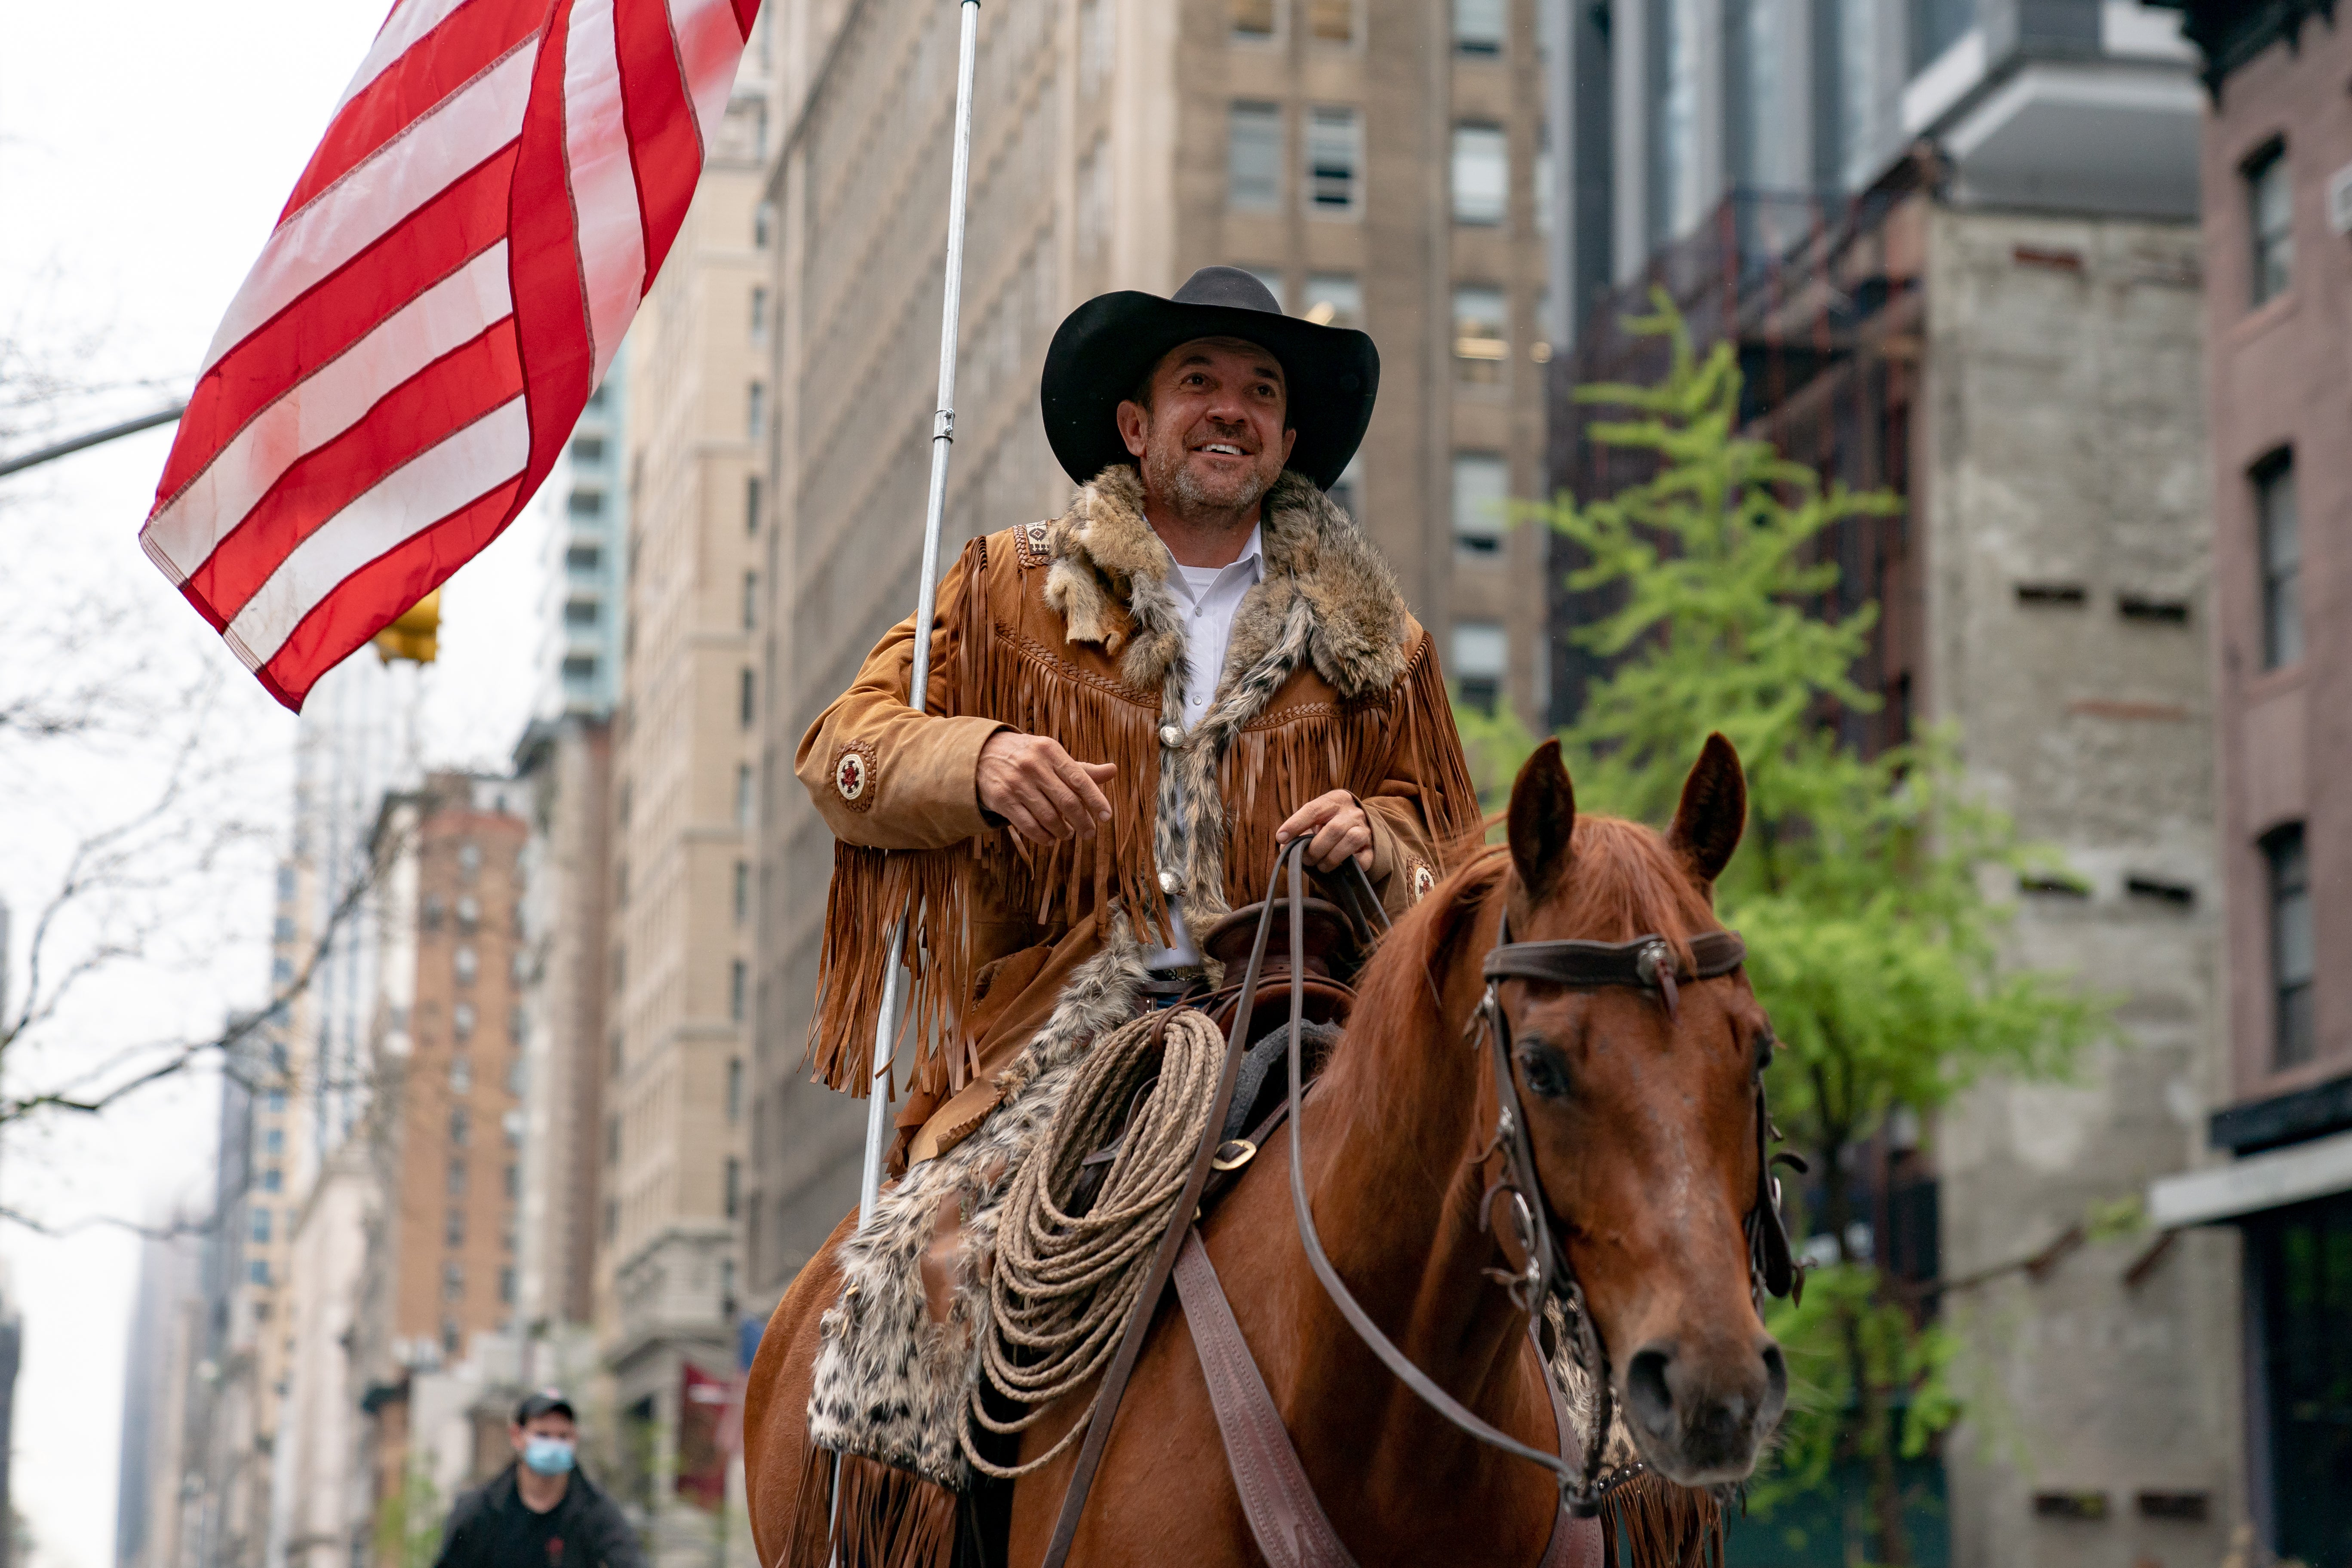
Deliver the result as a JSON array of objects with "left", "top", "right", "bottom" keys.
[
  {"left": 597, "top": 22, "right": 775, "bottom": 1559},
  {"left": 747, "top": 0, "right": 1562, "bottom": 1319}
]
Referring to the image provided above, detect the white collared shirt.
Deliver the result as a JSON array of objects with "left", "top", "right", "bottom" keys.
[
  {"left": 1146, "top": 525, "right": 1264, "bottom": 969},
  {"left": 1165, "top": 524, "right": 1264, "bottom": 727}
]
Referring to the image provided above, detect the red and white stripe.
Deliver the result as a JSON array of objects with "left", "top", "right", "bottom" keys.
[{"left": 142, "top": 0, "right": 758, "bottom": 710}]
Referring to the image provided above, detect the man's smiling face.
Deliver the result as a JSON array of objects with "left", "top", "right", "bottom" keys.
[{"left": 1116, "top": 336, "right": 1297, "bottom": 519}]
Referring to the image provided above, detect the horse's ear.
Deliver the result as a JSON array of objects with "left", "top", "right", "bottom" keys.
[
  {"left": 1508, "top": 739, "right": 1576, "bottom": 899},
  {"left": 1669, "top": 732, "right": 1746, "bottom": 892}
]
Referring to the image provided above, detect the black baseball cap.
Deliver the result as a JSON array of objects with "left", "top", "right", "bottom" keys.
[{"left": 514, "top": 1390, "right": 576, "bottom": 1424}]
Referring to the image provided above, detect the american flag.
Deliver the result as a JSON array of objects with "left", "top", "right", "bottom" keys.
[{"left": 141, "top": 0, "right": 757, "bottom": 710}]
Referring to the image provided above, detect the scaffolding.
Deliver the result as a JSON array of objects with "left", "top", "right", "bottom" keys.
[{"left": 1545, "top": 156, "right": 1937, "bottom": 753}]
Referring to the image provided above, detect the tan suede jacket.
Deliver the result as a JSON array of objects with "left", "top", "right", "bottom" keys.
[{"left": 798, "top": 467, "right": 1479, "bottom": 1166}]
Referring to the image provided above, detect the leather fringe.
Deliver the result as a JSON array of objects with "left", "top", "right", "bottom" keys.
[
  {"left": 1395, "top": 631, "right": 1486, "bottom": 857},
  {"left": 806, "top": 841, "right": 975, "bottom": 1098},
  {"left": 784, "top": 1451, "right": 958, "bottom": 1568},
  {"left": 1600, "top": 1473, "right": 1725, "bottom": 1568}
]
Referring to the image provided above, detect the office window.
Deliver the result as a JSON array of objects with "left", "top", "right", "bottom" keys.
[
  {"left": 745, "top": 473, "right": 762, "bottom": 536},
  {"left": 740, "top": 667, "right": 756, "bottom": 727},
  {"left": 754, "top": 200, "right": 773, "bottom": 248},
  {"left": 1309, "top": 0, "right": 1354, "bottom": 41},
  {"left": 458, "top": 842, "right": 481, "bottom": 879},
  {"left": 249, "top": 1260, "right": 271, "bottom": 1285},
  {"left": 734, "top": 860, "right": 750, "bottom": 926},
  {"left": 448, "top": 1158, "right": 467, "bottom": 1196},
  {"left": 449, "top": 1055, "right": 473, "bottom": 1096},
  {"left": 730, "top": 959, "right": 748, "bottom": 1023},
  {"left": 450, "top": 1107, "right": 471, "bottom": 1147},
  {"left": 1229, "top": 102, "right": 1283, "bottom": 211},
  {"left": 263, "top": 1167, "right": 283, "bottom": 1193},
  {"left": 508, "top": 1059, "right": 525, "bottom": 1097},
  {"left": 2256, "top": 454, "right": 2301, "bottom": 669},
  {"left": 736, "top": 763, "right": 754, "bottom": 827},
  {"left": 1453, "top": 452, "right": 1509, "bottom": 558},
  {"left": 1452, "top": 125, "right": 1507, "bottom": 224},
  {"left": 749, "top": 286, "right": 769, "bottom": 341},
  {"left": 570, "top": 436, "right": 606, "bottom": 464},
  {"left": 263, "top": 1126, "right": 285, "bottom": 1156},
  {"left": 267, "top": 1088, "right": 286, "bottom": 1114},
  {"left": 606, "top": 1114, "right": 620, "bottom": 1165},
  {"left": 453, "top": 1002, "right": 476, "bottom": 1042},
  {"left": 566, "top": 543, "right": 602, "bottom": 574},
  {"left": 454, "top": 945, "right": 478, "bottom": 984},
  {"left": 1534, "top": 129, "right": 1554, "bottom": 235},
  {"left": 505, "top": 1162, "right": 520, "bottom": 1198},
  {"left": 446, "top": 1208, "right": 467, "bottom": 1248},
  {"left": 1532, "top": 289, "right": 1553, "bottom": 364},
  {"left": 1453, "top": 623, "right": 1508, "bottom": 714},
  {"left": 2268, "top": 826, "right": 2314, "bottom": 1069},
  {"left": 728, "top": 1058, "right": 744, "bottom": 1123},
  {"left": 1306, "top": 107, "right": 1362, "bottom": 214},
  {"left": 2248, "top": 142, "right": 2291, "bottom": 307},
  {"left": 567, "top": 489, "right": 606, "bottom": 518},
  {"left": 1455, "top": 0, "right": 1506, "bottom": 53},
  {"left": 500, "top": 1267, "right": 517, "bottom": 1305},
  {"left": 443, "top": 1262, "right": 465, "bottom": 1302},
  {"left": 747, "top": 381, "right": 765, "bottom": 440},
  {"left": 1232, "top": 0, "right": 1276, "bottom": 38},
  {"left": 564, "top": 597, "right": 599, "bottom": 627},
  {"left": 1453, "top": 286, "right": 1508, "bottom": 384},
  {"left": 251, "top": 1208, "right": 272, "bottom": 1245},
  {"left": 742, "top": 570, "right": 758, "bottom": 632},
  {"left": 725, "top": 1156, "right": 742, "bottom": 1219},
  {"left": 1303, "top": 274, "right": 1361, "bottom": 329}
]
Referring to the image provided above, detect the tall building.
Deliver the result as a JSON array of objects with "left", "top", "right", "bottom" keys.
[
  {"left": 599, "top": 18, "right": 773, "bottom": 1559},
  {"left": 2144, "top": 2, "right": 2352, "bottom": 1560},
  {"left": 746, "top": 0, "right": 1565, "bottom": 1326},
  {"left": 113, "top": 1229, "right": 202, "bottom": 1568},
  {"left": 512, "top": 338, "right": 629, "bottom": 1379},
  {"left": 1552, "top": 2, "right": 2235, "bottom": 1563}
]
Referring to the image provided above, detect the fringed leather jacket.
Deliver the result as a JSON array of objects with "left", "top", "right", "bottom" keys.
[{"left": 796, "top": 466, "right": 1480, "bottom": 1168}]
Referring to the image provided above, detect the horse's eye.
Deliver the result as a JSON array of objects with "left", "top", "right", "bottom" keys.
[
  {"left": 1517, "top": 1045, "right": 1572, "bottom": 1101},
  {"left": 1753, "top": 1024, "right": 1777, "bottom": 1073}
]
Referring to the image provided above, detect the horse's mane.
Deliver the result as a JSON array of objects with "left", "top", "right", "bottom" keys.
[{"left": 1350, "top": 815, "right": 1722, "bottom": 1036}]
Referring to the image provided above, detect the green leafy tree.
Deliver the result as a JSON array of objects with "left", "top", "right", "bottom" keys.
[
  {"left": 1463, "top": 295, "right": 2105, "bottom": 1565},
  {"left": 372, "top": 1466, "right": 445, "bottom": 1568}
]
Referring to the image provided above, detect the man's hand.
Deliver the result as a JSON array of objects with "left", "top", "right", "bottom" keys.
[
  {"left": 978, "top": 731, "right": 1117, "bottom": 845},
  {"left": 1275, "top": 789, "right": 1374, "bottom": 873}
]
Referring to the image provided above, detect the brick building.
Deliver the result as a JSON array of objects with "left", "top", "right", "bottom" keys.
[{"left": 2146, "top": 0, "right": 2352, "bottom": 1559}]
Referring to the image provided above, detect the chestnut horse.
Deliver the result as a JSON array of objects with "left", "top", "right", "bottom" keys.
[{"left": 746, "top": 735, "right": 1787, "bottom": 1565}]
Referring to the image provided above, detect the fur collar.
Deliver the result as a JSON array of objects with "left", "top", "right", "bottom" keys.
[{"left": 1040, "top": 465, "right": 1410, "bottom": 700}]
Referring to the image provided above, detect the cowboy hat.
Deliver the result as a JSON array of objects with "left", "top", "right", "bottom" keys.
[{"left": 1039, "top": 266, "right": 1379, "bottom": 492}]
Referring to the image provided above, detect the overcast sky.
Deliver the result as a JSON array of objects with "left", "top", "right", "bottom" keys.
[{"left": 1, "top": 4, "right": 547, "bottom": 1563}]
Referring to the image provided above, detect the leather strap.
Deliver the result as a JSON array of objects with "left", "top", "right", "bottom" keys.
[
  {"left": 1175, "top": 1227, "right": 1603, "bottom": 1568},
  {"left": 1038, "top": 875, "right": 1291, "bottom": 1567},
  {"left": 1173, "top": 1230, "right": 1359, "bottom": 1568}
]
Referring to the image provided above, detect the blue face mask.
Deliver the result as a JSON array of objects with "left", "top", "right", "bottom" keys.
[{"left": 522, "top": 1437, "right": 576, "bottom": 1476}]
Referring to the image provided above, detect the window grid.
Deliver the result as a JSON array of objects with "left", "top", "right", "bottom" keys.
[
  {"left": 1453, "top": 286, "right": 1508, "bottom": 384},
  {"left": 1306, "top": 107, "right": 1361, "bottom": 215},
  {"left": 2267, "top": 826, "right": 2314, "bottom": 1070},
  {"left": 2256, "top": 455, "right": 2302, "bottom": 670},
  {"left": 1229, "top": 102, "right": 1283, "bottom": 212},
  {"left": 1452, "top": 124, "right": 1508, "bottom": 225},
  {"left": 2248, "top": 143, "right": 2292, "bottom": 307}
]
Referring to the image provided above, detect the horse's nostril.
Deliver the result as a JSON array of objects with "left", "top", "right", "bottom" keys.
[
  {"left": 1759, "top": 1341, "right": 1789, "bottom": 1411},
  {"left": 1625, "top": 1344, "right": 1676, "bottom": 1437}
]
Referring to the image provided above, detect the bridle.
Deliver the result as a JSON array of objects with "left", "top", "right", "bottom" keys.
[{"left": 1278, "top": 842, "right": 1805, "bottom": 1519}]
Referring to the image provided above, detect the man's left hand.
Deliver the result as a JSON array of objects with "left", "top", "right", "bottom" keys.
[{"left": 1275, "top": 790, "right": 1374, "bottom": 873}]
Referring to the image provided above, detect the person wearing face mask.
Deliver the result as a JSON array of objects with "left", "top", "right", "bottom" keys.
[{"left": 433, "top": 1391, "right": 648, "bottom": 1568}]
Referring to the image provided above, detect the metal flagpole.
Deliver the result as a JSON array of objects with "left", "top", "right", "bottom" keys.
[{"left": 857, "top": 0, "right": 983, "bottom": 1230}]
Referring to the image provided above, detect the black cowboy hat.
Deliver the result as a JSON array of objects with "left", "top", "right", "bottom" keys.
[{"left": 1040, "top": 266, "right": 1379, "bottom": 492}]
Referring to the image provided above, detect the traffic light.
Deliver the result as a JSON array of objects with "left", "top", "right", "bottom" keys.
[{"left": 372, "top": 589, "right": 441, "bottom": 664}]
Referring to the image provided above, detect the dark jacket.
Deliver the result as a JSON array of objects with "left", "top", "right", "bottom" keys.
[{"left": 432, "top": 1462, "right": 647, "bottom": 1568}]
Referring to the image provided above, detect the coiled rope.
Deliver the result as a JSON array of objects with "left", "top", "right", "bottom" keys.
[{"left": 962, "top": 1005, "right": 1225, "bottom": 1478}]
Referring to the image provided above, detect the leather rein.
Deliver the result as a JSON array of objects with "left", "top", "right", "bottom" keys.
[{"left": 1276, "top": 840, "right": 1805, "bottom": 1517}]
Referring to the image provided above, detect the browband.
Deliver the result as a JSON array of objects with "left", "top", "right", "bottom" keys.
[{"left": 1483, "top": 929, "right": 1747, "bottom": 990}]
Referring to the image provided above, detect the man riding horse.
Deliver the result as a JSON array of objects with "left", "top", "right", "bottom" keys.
[
  {"left": 749, "top": 271, "right": 1786, "bottom": 1568},
  {"left": 795, "top": 265, "right": 1477, "bottom": 1171}
]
